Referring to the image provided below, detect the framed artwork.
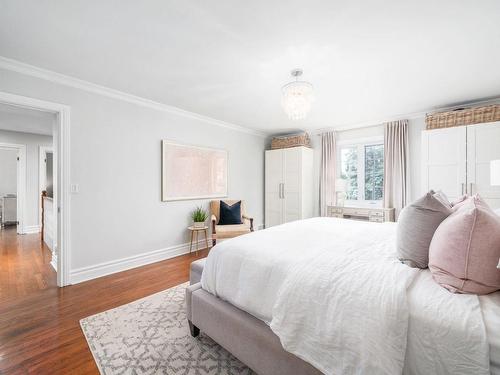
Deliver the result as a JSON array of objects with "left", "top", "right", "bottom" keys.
[{"left": 161, "top": 140, "right": 228, "bottom": 201}]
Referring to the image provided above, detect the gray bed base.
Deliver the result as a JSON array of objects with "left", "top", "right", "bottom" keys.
[{"left": 186, "top": 283, "right": 321, "bottom": 375}]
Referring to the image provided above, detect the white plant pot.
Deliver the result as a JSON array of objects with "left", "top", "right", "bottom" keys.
[{"left": 193, "top": 221, "right": 205, "bottom": 228}]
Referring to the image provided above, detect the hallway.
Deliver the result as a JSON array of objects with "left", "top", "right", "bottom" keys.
[{"left": 0, "top": 227, "right": 56, "bottom": 303}]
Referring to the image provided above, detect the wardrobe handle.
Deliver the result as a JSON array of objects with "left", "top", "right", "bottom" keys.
[
  {"left": 279, "top": 183, "right": 283, "bottom": 199},
  {"left": 461, "top": 183, "right": 465, "bottom": 195},
  {"left": 282, "top": 183, "right": 285, "bottom": 199}
]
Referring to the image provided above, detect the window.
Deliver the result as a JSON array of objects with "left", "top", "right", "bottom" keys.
[
  {"left": 338, "top": 139, "right": 384, "bottom": 205},
  {"left": 364, "top": 144, "right": 384, "bottom": 201},
  {"left": 340, "top": 147, "right": 358, "bottom": 200}
]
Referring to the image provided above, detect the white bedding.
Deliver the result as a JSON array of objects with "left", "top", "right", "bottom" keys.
[
  {"left": 201, "top": 217, "right": 498, "bottom": 374},
  {"left": 481, "top": 293, "right": 500, "bottom": 374},
  {"left": 403, "top": 271, "right": 490, "bottom": 374}
]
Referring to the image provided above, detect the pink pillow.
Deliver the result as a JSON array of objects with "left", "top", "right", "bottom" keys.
[
  {"left": 429, "top": 195, "right": 500, "bottom": 294},
  {"left": 451, "top": 194, "right": 468, "bottom": 209}
]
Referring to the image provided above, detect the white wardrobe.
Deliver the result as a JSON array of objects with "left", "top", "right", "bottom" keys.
[
  {"left": 265, "top": 146, "right": 314, "bottom": 228},
  {"left": 422, "top": 121, "right": 500, "bottom": 208}
]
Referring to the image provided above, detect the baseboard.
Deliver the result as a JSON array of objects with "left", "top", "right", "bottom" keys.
[
  {"left": 23, "top": 225, "right": 41, "bottom": 234},
  {"left": 69, "top": 239, "right": 210, "bottom": 285},
  {"left": 50, "top": 252, "right": 57, "bottom": 272}
]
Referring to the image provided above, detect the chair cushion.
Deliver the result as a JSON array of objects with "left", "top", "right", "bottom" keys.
[
  {"left": 219, "top": 200, "right": 243, "bottom": 225},
  {"left": 210, "top": 199, "right": 246, "bottom": 224},
  {"left": 215, "top": 224, "right": 250, "bottom": 238},
  {"left": 396, "top": 191, "right": 453, "bottom": 268},
  {"left": 429, "top": 195, "right": 500, "bottom": 294}
]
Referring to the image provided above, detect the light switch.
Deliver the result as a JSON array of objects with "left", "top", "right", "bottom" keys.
[{"left": 70, "top": 184, "right": 79, "bottom": 194}]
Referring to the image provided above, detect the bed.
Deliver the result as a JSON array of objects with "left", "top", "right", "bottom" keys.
[{"left": 186, "top": 217, "right": 500, "bottom": 374}]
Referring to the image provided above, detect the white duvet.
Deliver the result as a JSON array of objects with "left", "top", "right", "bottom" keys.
[{"left": 201, "top": 217, "right": 492, "bottom": 375}]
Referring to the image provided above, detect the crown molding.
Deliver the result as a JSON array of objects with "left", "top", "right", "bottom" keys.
[
  {"left": 312, "top": 96, "right": 500, "bottom": 135},
  {"left": 0, "top": 56, "right": 267, "bottom": 138}
]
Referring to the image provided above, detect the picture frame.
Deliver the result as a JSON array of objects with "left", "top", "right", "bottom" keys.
[{"left": 161, "top": 140, "right": 228, "bottom": 201}]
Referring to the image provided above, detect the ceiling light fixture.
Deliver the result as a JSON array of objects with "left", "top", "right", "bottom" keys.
[{"left": 281, "top": 69, "right": 314, "bottom": 121}]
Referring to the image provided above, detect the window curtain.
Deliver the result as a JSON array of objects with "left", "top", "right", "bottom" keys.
[
  {"left": 383, "top": 120, "right": 409, "bottom": 218},
  {"left": 319, "top": 131, "right": 336, "bottom": 216}
]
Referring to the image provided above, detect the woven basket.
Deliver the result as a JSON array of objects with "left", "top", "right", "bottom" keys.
[
  {"left": 426, "top": 104, "right": 500, "bottom": 130},
  {"left": 271, "top": 132, "right": 311, "bottom": 149}
]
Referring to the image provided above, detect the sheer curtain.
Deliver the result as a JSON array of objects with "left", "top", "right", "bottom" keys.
[
  {"left": 319, "top": 131, "right": 336, "bottom": 216},
  {"left": 383, "top": 120, "right": 409, "bottom": 218}
]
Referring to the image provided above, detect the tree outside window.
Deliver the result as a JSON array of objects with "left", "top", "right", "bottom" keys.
[
  {"left": 339, "top": 141, "right": 384, "bottom": 204},
  {"left": 340, "top": 147, "right": 358, "bottom": 200},
  {"left": 364, "top": 144, "right": 384, "bottom": 201}
]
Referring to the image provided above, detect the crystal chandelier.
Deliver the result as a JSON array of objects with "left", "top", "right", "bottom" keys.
[{"left": 281, "top": 69, "right": 314, "bottom": 121}]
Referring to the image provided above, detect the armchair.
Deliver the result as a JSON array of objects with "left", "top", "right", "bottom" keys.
[{"left": 210, "top": 199, "right": 254, "bottom": 246}]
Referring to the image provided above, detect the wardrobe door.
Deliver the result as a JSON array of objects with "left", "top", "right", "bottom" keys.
[
  {"left": 421, "top": 127, "right": 467, "bottom": 201},
  {"left": 265, "top": 149, "right": 284, "bottom": 228},
  {"left": 466, "top": 121, "right": 500, "bottom": 209},
  {"left": 300, "top": 147, "right": 315, "bottom": 219},
  {"left": 283, "top": 147, "right": 302, "bottom": 223}
]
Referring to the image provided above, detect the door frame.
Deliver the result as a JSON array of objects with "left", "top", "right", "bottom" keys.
[
  {"left": 38, "top": 145, "right": 54, "bottom": 227},
  {"left": 0, "top": 91, "right": 71, "bottom": 287},
  {"left": 0, "top": 142, "right": 26, "bottom": 234}
]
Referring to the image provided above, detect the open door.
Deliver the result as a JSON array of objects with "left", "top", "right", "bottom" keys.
[{"left": 39, "top": 146, "right": 57, "bottom": 269}]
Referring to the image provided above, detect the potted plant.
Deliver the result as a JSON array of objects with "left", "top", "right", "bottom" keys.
[{"left": 191, "top": 206, "right": 208, "bottom": 228}]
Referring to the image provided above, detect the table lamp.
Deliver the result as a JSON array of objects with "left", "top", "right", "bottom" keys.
[{"left": 335, "top": 178, "right": 347, "bottom": 207}]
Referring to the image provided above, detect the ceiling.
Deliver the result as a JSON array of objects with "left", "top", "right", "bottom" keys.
[
  {"left": 0, "top": 103, "right": 54, "bottom": 136},
  {"left": 0, "top": 0, "right": 499, "bottom": 133}
]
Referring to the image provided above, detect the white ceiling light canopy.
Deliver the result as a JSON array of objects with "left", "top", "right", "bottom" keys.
[{"left": 281, "top": 69, "right": 314, "bottom": 121}]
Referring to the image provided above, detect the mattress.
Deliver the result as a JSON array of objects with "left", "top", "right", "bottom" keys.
[
  {"left": 201, "top": 217, "right": 500, "bottom": 373},
  {"left": 481, "top": 293, "right": 500, "bottom": 374},
  {"left": 404, "top": 270, "right": 500, "bottom": 374}
]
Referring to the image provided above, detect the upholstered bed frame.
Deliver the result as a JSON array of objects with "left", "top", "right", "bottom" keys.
[
  {"left": 185, "top": 284, "right": 320, "bottom": 375},
  {"left": 185, "top": 259, "right": 320, "bottom": 375}
]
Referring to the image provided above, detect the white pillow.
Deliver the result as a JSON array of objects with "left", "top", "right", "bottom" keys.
[{"left": 494, "top": 208, "right": 500, "bottom": 216}]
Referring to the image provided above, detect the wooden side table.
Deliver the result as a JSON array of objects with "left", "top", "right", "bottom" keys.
[{"left": 188, "top": 226, "right": 209, "bottom": 255}]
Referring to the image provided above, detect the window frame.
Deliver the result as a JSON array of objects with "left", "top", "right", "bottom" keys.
[{"left": 337, "top": 136, "right": 384, "bottom": 207}]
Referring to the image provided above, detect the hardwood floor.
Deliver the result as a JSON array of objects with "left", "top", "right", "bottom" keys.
[
  {"left": 0, "top": 227, "right": 209, "bottom": 374},
  {"left": 0, "top": 227, "right": 56, "bottom": 303}
]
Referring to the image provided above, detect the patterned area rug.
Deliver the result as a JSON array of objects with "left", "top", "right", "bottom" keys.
[{"left": 80, "top": 283, "right": 253, "bottom": 374}]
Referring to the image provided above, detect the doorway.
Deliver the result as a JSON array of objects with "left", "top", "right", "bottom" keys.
[
  {"left": 0, "top": 142, "right": 25, "bottom": 234},
  {"left": 39, "top": 145, "right": 57, "bottom": 269},
  {"left": 0, "top": 91, "right": 70, "bottom": 287}
]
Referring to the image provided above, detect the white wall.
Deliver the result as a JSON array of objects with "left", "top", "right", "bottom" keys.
[
  {"left": 0, "top": 68, "right": 266, "bottom": 281},
  {"left": 0, "top": 148, "right": 17, "bottom": 197},
  {"left": 0, "top": 130, "right": 53, "bottom": 230},
  {"left": 408, "top": 117, "right": 427, "bottom": 202},
  {"left": 336, "top": 125, "right": 384, "bottom": 142},
  {"left": 0, "top": 103, "right": 53, "bottom": 135}
]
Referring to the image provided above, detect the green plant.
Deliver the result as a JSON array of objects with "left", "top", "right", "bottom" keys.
[{"left": 191, "top": 206, "right": 208, "bottom": 222}]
